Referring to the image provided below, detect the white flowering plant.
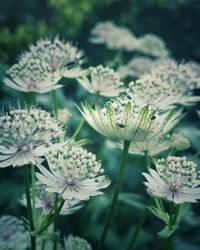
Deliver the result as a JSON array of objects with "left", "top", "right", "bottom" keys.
[{"left": 0, "top": 19, "right": 200, "bottom": 250}]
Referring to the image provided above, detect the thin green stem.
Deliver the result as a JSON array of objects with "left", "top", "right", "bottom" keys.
[
  {"left": 126, "top": 153, "right": 151, "bottom": 250},
  {"left": 190, "top": 151, "right": 200, "bottom": 160},
  {"left": 31, "top": 164, "right": 36, "bottom": 212},
  {"left": 52, "top": 90, "right": 58, "bottom": 115},
  {"left": 97, "top": 140, "right": 131, "bottom": 250},
  {"left": 71, "top": 92, "right": 98, "bottom": 139},
  {"left": 24, "top": 165, "right": 36, "bottom": 250}
]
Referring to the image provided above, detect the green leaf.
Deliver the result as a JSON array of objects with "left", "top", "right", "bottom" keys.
[
  {"left": 158, "top": 224, "right": 179, "bottom": 238},
  {"left": 148, "top": 205, "right": 169, "bottom": 224}
]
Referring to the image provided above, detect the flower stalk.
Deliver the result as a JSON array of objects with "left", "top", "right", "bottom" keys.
[
  {"left": 23, "top": 165, "right": 36, "bottom": 250},
  {"left": 97, "top": 140, "right": 131, "bottom": 250}
]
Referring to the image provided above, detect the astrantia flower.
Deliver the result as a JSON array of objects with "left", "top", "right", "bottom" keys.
[
  {"left": 4, "top": 53, "right": 61, "bottom": 93},
  {"left": 36, "top": 145, "right": 110, "bottom": 200},
  {"left": 79, "top": 95, "right": 182, "bottom": 142},
  {"left": 127, "top": 135, "right": 171, "bottom": 156},
  {"left": 127, "top": 59, "right": 200, "bottom": 110},
  {"left": 64, "top": 235, "right": 92, "bottom": 250},
  {"left": 0, "top": 107, "right": 63, "bottom": 168},
  {"left": 90, "top": 21, "right": 138, "bottom": 51},
  {"left": 0, "top": 215, "right": 30, "bottom": 250},
  {"left": 29, "top": 37, "right": 85, "bottom": 78},
  {"left": 118, "top": 56, "right": 158, "bottom": 79},
  {"left": 137, "top": 34, "right": 169, "bottom": 57},
  {"left": 78, "top": 65, "right": 124, "bottom": 97},
  {"left": 21, "top": 182, "right": 83, "bottom": 215},
  {"left": 143, "top": 156, "right": 200, "bottom": 204}
]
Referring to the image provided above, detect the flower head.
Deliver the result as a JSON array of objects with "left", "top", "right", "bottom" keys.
[
  {"left": 90, "top": 21, "right": 138, "bottom": 51},
  {"left": 127, "top": 135, "right": 171, "bottom": 156},
  {"left": 64, "top": 235, "right": 92, "bottom": 250},
  {"left": 29, "top": 37, "right": 85, "bottom": 78},
  {"left": 0, "top": 106, "right": 63, "bottom": 168},
  {"left": 57, "top": 108, "right": 72, "bottom": 124},
  {"left": 36, "top": 144, "right": 110, "bottom": 200},
  {"left": 137, "top": 34, "right": 169, "bottom": 57},
  {"left": 143, "top": 156, "right": 200, "bottom": 204},
  {"left": 118, "top": 56, "right": 157, "bottom": 79},
  {"left": 127, "top": 59, "right": 200, "bottom": 110},
  {"left": 78, "top": 65, "right": 124, "bottom": 97},
  {"left": 79, "top": 95, "right": 182, "bottom": 142},
  {"left": 4, "top": 53, "right": 61, "bottom": 93},
  {"left": 0, "top": 215, "right": 29, "bottom": 250}
]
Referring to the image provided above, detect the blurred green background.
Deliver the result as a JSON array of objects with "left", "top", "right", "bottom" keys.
[{"left": 0, "top": 0, "right": 200, "bottom": 249}]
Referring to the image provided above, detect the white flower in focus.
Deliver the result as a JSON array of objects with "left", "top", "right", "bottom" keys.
[
  {"left": 90, "top": 21, "right": 138, "bottom": 51},
  {"left": 36, "top": 145, "right": 110, "bottom": 200},
  {"left": 29, "top": 37, "right": 85, "bottom": 78},
  {"left": 127, "top": 59, "right": 200, "bottom": 110},
  {"left": 143, "top": 156, "right": 200, "bottom": 204},
  {"left": 21, "top": 182, "right": 82, "bottom": 215},
  {"left": 0, "top": 215, "right": 30, "bottom": 250},
  {"left": 137, "top": 34, "right": 169, "bottom": 57},
  {"left": 4, "top": 54, "right": 62, "bottom": 93},
  {"left": 127, "top": 135, "right": 171, "bottom": 156},
  {"left": 118, "top": 56, "right": 158, "bottom": 79},
  {"left": 79, "top": 95, "right": 182, "bottom": 142},
  {"left": 78, "top": 65, "right": 124, "bottom": 97},
  {"left": 64, "top": 235, "right": 92, "bottom": 250},
  {"left": 0, "top": 107, "right": 63, "bottom": 168}
]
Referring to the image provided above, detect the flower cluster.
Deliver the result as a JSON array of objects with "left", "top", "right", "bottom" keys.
[
  {"left": 64, "top": 235, "right": 92, "bottom": 250},
  {"left": 29, "top": 37, "right": 85, "bottom": 78},
  {"left": 0, "top": 107, "right": 62, "bottom": 168},
  {"left": 90, "top": 21, "right": 169, "bottom": 57},
  {"left": 36, "top": 144, "right": 110, "bottom": 200},
  {"left": 90, "top": 21, "right": 138, "bottom": 51},
  {"left": 127, "top": 59, "right": 200, "bottom": 110},
  {"left": 118, "top": 56, "right": 158, "bottom": 79},
  {"left": 4, "top": 53, "right": 62, "bottom": 93},
  {"left": 143, "top": 156, "right": 200, "bottom": 203},
  {"left": 0, "top": 215, "right": 30, "bottom": 250},
  {"left": 79, "top": 95, "right": 182, "bottom": 141},
  {"left": 78, "top": 65, "right": 124, "bottom": 97},
  {"left": 4, "top": 37, "right": 85, "bottom": 93}
]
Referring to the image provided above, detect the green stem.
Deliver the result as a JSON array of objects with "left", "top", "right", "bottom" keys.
[
  {"left": 52, "top": 90, "right": 58, "bottom": 115},
  {"left": 24, "top": 165, "right": 36, "bottom": 250},
  {"left": 38, "top": 198, "right": 65, "bottom": 234},
  {"left": 71, "top": 92, "right": 98, "bottom": 139},
  {"left": 126, "top": 153, "right": 151, "bottom": 250},
  {"left": 190, "top": 151, "right": 200, "bottom": 160},
  {"left": 126, "top": 208, "right": 148, "bottom": 250},
  {"left": 31, "top": 164, "right": 36, "bottom": 212},
  {"left": 97, "top": 140, "right": 131, "bottom": 250}
]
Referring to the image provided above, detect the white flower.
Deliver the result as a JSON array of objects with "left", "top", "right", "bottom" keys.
[
  {"left": 118, "top": 56, "right": 158, "bottom": 79},
  {"left": 21, "top": 182, "right": 82, "bottom": 215},
  {"left": 58, "top": 108, "right": 72, "bottom": 124},
  {"left": 36, "top": 144, "right": 110, "bottom": 201},
  {"left": 4, "top": 53, "right": 62, "bottom": 93},
  {"left": 127, "top": 59, "right": 200, "bottom": 110},
  {"left": 90, "top": 21, "right": 138, "bottom": 51},
  {"left": 127, "top": 135, "right": 171, "bottom": 156},
  {"left": 29, "top": 37, "right": 85, "bottom": 78},
  {"left": 64, "top": 235, "right": 92, "bottom": 250},
  {"left": 79, "top": 95, "right": 182, "bottom": 142},
  {"left": 0, "top": 215, "right": 30, "bottom": 250},
  {"left": 171, "top": 133, "right": 190, "bottom": 151},
  {"left": 143, "top": 156, "right": 200, "bottom": 204},
  {"left": 78, "top": 65, "right": 124, "bottom": 97},
  {"left": 187, "top": 61, "right": 200, "bottom": 88},
  {"left": 137, "top": 34, "right": 169, "bottom": 57},
  {"left": 0, "top": 107, "right": 63, "bottom": 168}
]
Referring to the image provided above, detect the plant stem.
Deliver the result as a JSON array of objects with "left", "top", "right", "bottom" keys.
[
  {"left": 52, "top": 90, "right": 58, "bottom": 115},
  {"left": 24, "top": 165, "right": 36, "bottom": 250},
  {"left": 126, "top": 152, "right": 151, "bottom": 250},
  {"left": 71, "top": 92, "right": 98, "bottom": 139},
  {"left": 97, "top": 140, "right": 131, "bottom": 250},
  {"left": 164, "top": 202, "right": 175, "bottom": 250},
  {"left": 126, "top": 208, "right": 148, "bottom": 250},
  {"left": 31, "top": 164, "right": 36, "bottom": 212}
]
